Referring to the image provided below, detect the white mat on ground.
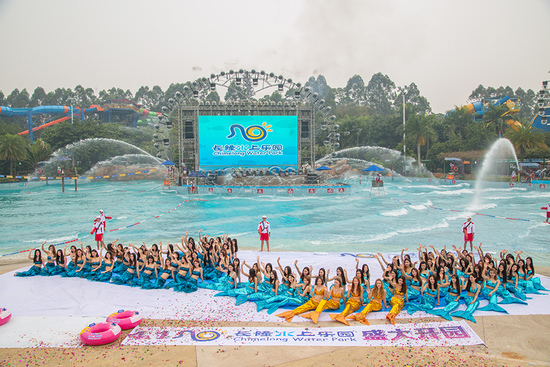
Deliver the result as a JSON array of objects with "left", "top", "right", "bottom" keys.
[
  {"left": 1, "top": 251, "right": 549, "bottom": 325},
  {"left": 121, "top": 320, "right": 484, "bottom": 347},
  {"left": 0, "top": 316, "right": 104, "bottom": 348}
]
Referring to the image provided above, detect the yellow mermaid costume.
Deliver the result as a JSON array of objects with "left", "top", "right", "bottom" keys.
[
  {"left": 348, "top": 297, "right": 383, "bottom": 325},
  {"left": 276, "top": 288, "right": 324, "bottom": 322},
  {"left": 301, "top": 288, "right": 342, "bottom": 324},
  {"left": 385, "top": 288, "right": 405, "bottom": 325},
  {"left": 331, "top": 290, "right": 362, "bottom": 326}
]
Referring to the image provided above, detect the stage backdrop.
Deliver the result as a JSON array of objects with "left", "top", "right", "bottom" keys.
[{"left": 198, "top": 115, "right": 298, "bottom": 172}]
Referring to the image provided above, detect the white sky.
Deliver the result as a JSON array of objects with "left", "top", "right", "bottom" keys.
[{"left": 0, "top": 0, "right": 548, "bottom": 113}]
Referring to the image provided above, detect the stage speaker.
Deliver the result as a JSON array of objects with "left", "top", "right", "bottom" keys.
[
  {"left": 301, "top": 120, "right": 310, "bottom": 138},
  {"left": 184, "top": 120, "right": 194, "bottom": 138}
]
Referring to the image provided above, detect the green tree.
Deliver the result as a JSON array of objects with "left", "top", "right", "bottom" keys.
[
  {"left": 394, "top": 82, "right": 432, "bottom": 114},
  {"left": 0, "top": 133, "right": 29, "bottom": 175},
  {"left": 30, "top": 87, "right": 47, "bottom": 107},
  {"left": 401, "top": 108, "right": 437, "bottom": 168},
  {"left": 26, "top": 138, "right": 52, "bottom": 170},
  {"left": 98, "top": 88, "right": 133, "bottom": 102},
  {"left": 224, "top": 81, "right": 248, "bottom": 101},
  {"left": 259, "top": 91, "right": 284, "bottom": 103},
  {"left": 514, "top": 87, "right": 536, "bottom": 121},
  {"left": 338, "top": 75, "right": 367, "bottom": 106},
  {"left": 135, "top": 85, "right": 165, "bottom": 110},
  {"left": 74, "top": 85, "right": 97, "bottom": 107},
  {"left": 365, "top": 72, "right": 396, "bottom": 115},
  {"left": 483, "top": 103, "right": 519, "bottom": 137},
  {"left": 6, "top": 88, "right": 30, "bottom": 108},
  {"left": 205, "top": 91, "right": 221, "bottom": 103},
  {"left": 504, "top": 122, "right": 548, "bottom": 157}
]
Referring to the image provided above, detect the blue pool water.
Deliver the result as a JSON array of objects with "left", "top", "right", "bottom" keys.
[{"left": 1, "top": 178, "right": 549, "bottom": 265}]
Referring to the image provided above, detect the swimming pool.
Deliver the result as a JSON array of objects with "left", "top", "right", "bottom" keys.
[{"left": 1, "top": 178, "right": 549, "bottom": 266}]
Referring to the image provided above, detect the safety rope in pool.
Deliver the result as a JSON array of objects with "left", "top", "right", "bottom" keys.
[
  {"left": 0, "top": 168, "right": 159, "bottom": 181},
  {"left": 0, "top": 184, "right": 164, "bottom": 195},
  {"left": 389, "top": 197, "right": 535, "bottom": 222},
  {"left": 0, "top": 197, "right": 186, "bottom": 258}
]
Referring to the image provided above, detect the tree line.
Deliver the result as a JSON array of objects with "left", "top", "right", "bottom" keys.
[{"left": 0, "top": 72, "right": 547, "bottom": 177}]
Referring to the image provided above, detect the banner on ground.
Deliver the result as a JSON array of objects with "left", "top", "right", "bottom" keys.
[{"left": 121, "top": 321, "right": 483, "bottom": 347}]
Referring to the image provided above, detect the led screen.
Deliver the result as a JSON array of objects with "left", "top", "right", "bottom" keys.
[{"left": 198, "top": 115, "right": 298, "bottom": 171}]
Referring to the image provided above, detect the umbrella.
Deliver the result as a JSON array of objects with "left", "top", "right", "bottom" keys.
[
  {"left": 315, "top": 165, "right": 332, "bottom": 171},
  {"left": 187, "top": 170, "right": 206, "bottom": 177},
  {"left": 161, "top": 160, "right": 176, "bottom": 165},
  {"left": 363, "top": 165, "right": 385, "bottom": 172}
]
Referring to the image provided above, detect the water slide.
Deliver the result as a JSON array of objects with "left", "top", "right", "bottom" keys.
[
  {"left": 450, "top": 95, "right": 522, "bottom": 129},
  {"left": 0, "top": 102, "right": 162, "bottom": 140},
  {"left": 0, "top": 105, "right": 98, "bottom": 140}
]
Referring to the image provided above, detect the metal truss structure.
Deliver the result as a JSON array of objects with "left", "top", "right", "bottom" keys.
[{"left": 155, "top": 69, "right": 339, "bottom": 173}]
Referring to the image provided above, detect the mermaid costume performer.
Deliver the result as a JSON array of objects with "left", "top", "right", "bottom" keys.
[
  {"left": 407, "top": 287, "right": 438, "bottom": 315},
  {"left": 173, "top": 270, "right": 201, "bottom": 293},
  {"left": 14, "top": 261, "right": 42, "bottom": 277},
  {"left": 301, "top": 287, "right": 343, "bottom": 323},
  {"left": 477, "top": 280, "right": 509, "bottom": 314},
  {"left": 429, "top": 283, "right": 461, "bottom": 321},
  {"left": 385, "top": 288, "right": 405, "bottom": 325},
  {"left": 276, "top": 288, "right": 324, "bottom": 322},
  {"left": 142, "top": 268, "right": 171, "bottom": 289},
  {"left": 450, "top": 293, "right": 480, "bottom": 323},
  {"left": 92, "top": 262, "right": 113, "bottom": 282},
  {"left": 331, "top": 289, "right": 362, "bottom": 326},
  {"left": 349, "top": 293, "right": 384, "bottom": 325}
]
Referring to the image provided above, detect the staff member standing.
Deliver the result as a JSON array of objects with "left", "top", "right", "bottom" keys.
[
  {"left": 258, "top": 215, "right": 271, "bottom": 252},
  {"left": 462, "top": 217, "right": 475, "bottom": 252},
  {"left": 91, "top": 216, "right": 105, "bottom": 250},
  {"left": 542, "top": 203, "right": 550, "bottom": 223},
  {"left": 97, "top": 209, "right": 111, "bottom": 249}
]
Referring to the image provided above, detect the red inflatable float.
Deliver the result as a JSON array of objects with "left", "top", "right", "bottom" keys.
[
  {"left": 80, "top": 322, "right": 121, "bottom": 346},
  {"left": 106, "top": 310, "right": 143, "bottom": 330},
  {"left": 0, "top": 308, "right": 11, "bottom": 326}
]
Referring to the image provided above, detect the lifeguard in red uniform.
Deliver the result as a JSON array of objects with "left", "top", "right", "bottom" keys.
[
  {"left": 258, "top": 215, "right": 271, "bottom": 252},
  {"left": 462, "top": 217, "right": 475, "bottom": 251}
]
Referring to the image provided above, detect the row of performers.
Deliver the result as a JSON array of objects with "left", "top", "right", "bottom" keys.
[{"left": 14, "top": 238, "right": 547, "bottom": 325}]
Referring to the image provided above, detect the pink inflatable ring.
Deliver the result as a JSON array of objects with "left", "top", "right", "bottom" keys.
[
  {"left": 0, "top": 308, "right": 11, "bottom": 326},
  {"left": 106, "top": 310, "right": 143, "bottom": 330},
  {"left": 80, "top": 322, "right": 121, "bottom": 346}
]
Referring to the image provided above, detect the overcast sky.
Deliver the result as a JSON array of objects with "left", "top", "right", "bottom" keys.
[{"left": 0, "top": 0, "right": 548, "bottom": 113}]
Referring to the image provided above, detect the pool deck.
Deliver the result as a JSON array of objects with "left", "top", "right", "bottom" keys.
[{"left": 1, "top": 260, "right": 549, "bottom": 367}]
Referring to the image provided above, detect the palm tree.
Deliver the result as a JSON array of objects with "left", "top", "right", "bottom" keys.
[
  {"left": 504, "top": 122, "right": 547, "bottom": 157},
  {"left": 403, "top": 111, "right": 438, "bottom": 169},
  {"left": 0, "top": 134, "right": 29, "bottom": 175},
  {"left": 26, "top": 138, "right": 52, "bottom": 171},
  {"left": 483, "top": 103, "right": 519, "bottom": 137}
]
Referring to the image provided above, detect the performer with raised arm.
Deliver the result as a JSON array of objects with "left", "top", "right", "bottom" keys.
[{"left": 98, "top": 209, "right": 112, "bottom": 249}]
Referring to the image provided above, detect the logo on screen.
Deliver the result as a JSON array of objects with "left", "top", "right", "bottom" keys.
[{"left": 227, "top": 122, "right": 273, "bottom": 142}]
